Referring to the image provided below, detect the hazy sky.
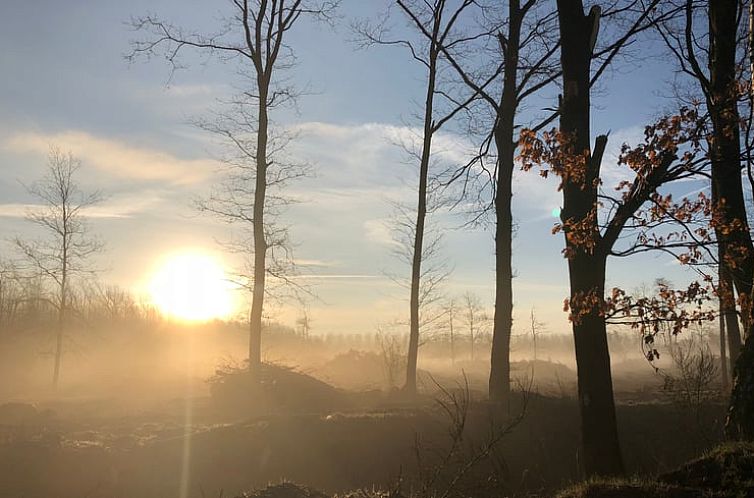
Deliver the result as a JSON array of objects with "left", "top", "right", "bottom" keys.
[{"left": 0, "top": 0, "right": 707, "bottom": 335}]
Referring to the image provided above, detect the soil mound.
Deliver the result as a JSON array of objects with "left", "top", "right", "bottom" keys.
[
  {"left": 210, "top": 363, "right": 347, "bottom": 417},
  {"left": 659, "top": 443, "right": 754, "bottom": 495},
  {"left": 558, "top": 443, "right": 754, "bottom": 498},
  {"left": 314, "top": 350, "right": 385, "bottom": 390},
  {"left": 236, "top": 482, "right": 329, "bottom": 498}
]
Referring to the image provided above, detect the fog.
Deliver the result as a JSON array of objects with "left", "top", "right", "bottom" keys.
[
  {"left": 2, "top": 303, "right": 705, "bottom": 404},
  {"left": 0, "top": 278, "right": 734, "bottom": 498}
]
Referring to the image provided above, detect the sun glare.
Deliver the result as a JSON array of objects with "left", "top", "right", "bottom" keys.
[{"left": 148, "top": 252, "right": 235, "bottom": 322}]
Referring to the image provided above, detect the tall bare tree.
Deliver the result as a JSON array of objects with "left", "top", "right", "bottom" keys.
[
  {"left": 431, "top": 0, "right": 663, "bottom": 404},
  {"left": 355, "top": 0, "right": 484, "bottom": 395},
  {"left": 129, "top": 0, "right": 338, "bottom": 376},
  {"left": 427, "top": 0, "right": 562, "bottom": 404},
  {"left": 14, "top": 147, "right": 103, "bottom": 387}
]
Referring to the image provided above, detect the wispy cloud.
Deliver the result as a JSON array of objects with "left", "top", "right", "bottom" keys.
[
  {"left": 363, "top": 218, "right": 399, "bottom": 248},
  {"left": 294, "top": 274, "right": 381, "bottom": 279},
  {"left": 0, "top": 191, "right": 166, "bottom": 219},
  {"left": 294, "top": 258, "right": 337, "bottom": 268},
  {"left": 4, "top": 130, "right": 217, "bottom": 185}
]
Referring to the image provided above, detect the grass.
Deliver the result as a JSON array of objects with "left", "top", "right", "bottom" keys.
[{"left": 557, "top": 443, "right": 754, "bottom": 498}]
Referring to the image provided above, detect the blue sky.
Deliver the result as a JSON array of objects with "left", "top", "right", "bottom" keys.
[{"left": 0, "top": 0, "right": 705, "bottom": 335}]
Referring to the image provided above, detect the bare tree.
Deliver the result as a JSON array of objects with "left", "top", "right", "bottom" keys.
[
  {"left": 377, "top": 326, "right": 407, "bottom": 391},
  {"left": 443, "top": 297, "right": 459, "bottom": 364},
  {"left": 14, "top": 147, "right": 103, "bottom": 387},
  {"left": 354, "top": 0, "right": 483, "bottom": 395},
  {"left": 429, "top": 0, "right": 561, "bottom": 405},
  {"left": 427, "top": 0, "right": 665, "bottom": 404},
  {"left": 296, "top": 304, "right": 312, "bottom": 339},
  {"left": 462, "top": 292, "right": 488, "bottom": 362},
  {"left": 387, "top": 198, "right": 454, "bottom": 389},
  {"left": 0, "top": 260, "right": 23, "bottom": 335},
  {"left": 528, "top": 307, "right": 545, "bottom": 364},
  {"left": 128, "top": 0, "right": 338, "bottom": 376}
]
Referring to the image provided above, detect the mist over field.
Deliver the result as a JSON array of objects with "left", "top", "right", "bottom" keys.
[{"left": 2, "top": 1, "right": 754, "bottom": 497}]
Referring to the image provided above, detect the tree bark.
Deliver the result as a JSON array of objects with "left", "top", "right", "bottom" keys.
[
  {"left": 722, "top": 268, "right": 743, "bottom": 364},
  {"left": 708, "top": 0, "right": 754, "bottom": 440},
  {"left": 249, "top": 78, "right": 269, "bottom": 376},
  {"left": 728, "top": 336, "right": 754, "bottom": 439},
  {"left": 53, "top": 275, "right": 66, "bottom": 388},
  {"left": 489, "top": 0, "right": 522, "bottom": 405},
  {"left": 719, "top": 273, "right": 729, "bottom": 391},
  {"left": 557, "top": 0, "right": 624, "bottom": 476},
  {"left": 53, "top": 224, "right": 69, "bottom": 388},
  {"left": 570, "top": 252, "right": 623, "bottom": 476},
  {"left": 404, "top": 14, "right": 440, "bottom": 396},
  {"left": 449, "top": 306, "right": 456, "bottom": 365},
  {"left": 708, "top": 0, "right": 754, "bottom": 335}
]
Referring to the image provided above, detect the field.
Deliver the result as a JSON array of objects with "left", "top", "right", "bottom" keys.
[{"left": 0, "top": 325, "right": 731, "bottom": 498}]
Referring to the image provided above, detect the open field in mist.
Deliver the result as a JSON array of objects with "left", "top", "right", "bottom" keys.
[{"left": 0, "top": 320, "right": 731, "bottom": 497}]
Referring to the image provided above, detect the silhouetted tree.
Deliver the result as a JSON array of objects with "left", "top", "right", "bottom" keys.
[
  {"left": 434, "top": 0, "right": 664, "bottom": 404},
  {"left": 461, "top": 292, "right": 488, "bottom": 361},
  {"left": 14, "top": 147, "right": 103, "bottom": 387},
  {"left": 296, "top": 305, "right": 312, "bottom": 339},
  {"left": 443, "top": 297, "right": 459, "bottom": 364},
  {"left": 431, "top": 0, "right": 561, "bottom": 404},
  {"left": 129, "top": 0, "right": 338, "bottom": 377},
  {"left": 718, "top": 270, "right": 730, "bottom": 390},
  {"left": 521, "top": 0, "right": 712, "bottom": 473},
  {"left": 355, "top": 0, "right": 484, "bottom": 395},
  {"left": 651, "top": 0, "right": 754, "bottom": 442}
]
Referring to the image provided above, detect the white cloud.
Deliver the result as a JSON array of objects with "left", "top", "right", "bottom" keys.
[
  {"left": 4, "top": 130, "right": 218, "bottom": 185},
  {"left": 0, "top": 190, "right": 167, "bottom": 219},
  {"left": 291, "top": 121, "right": 477, "bottom": 186},
  {"left": 363, "top": 218, "right": 399, "bottom": 248},
  {"left": 600, "top": 125, "right": 645, "bottom": 188},
  {"left": 294, "top": 258, "right": 336, "bottom": 268},
  {"left": 294, "top": 274, "right": 380, "bottom": 279},
  {"left": 163, "top": 83, "right": 221, "bottom": 98}
]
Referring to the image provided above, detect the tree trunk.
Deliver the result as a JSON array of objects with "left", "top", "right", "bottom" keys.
[
  {"left": 728, "top": 336, "right": 754, "bottom": 439},
  {"left": 557, "top": 0, "right": 624, "bottom": 476},
  {"left": 449, "top": 307, "right": 456, "bottom": 365},
  {"left": 708, "top": 0, "right": 754, "bottom": 439},
  {"left": 719, "top": 275, "right": 729, "bottom": 391},
  {"left": 404, "top": 37, "right": 438, "bottom": 395},
  {"left": 469, "top": 311, "right": 475, "bottom": 361},
  {"left": 490, "top": 129, "right": 513, "bottom": 403},
  {"left": 708, "top": 0, "right": 754, "bottom": 335},
  {"left": 722, "top": 269, "right": 743, "bottom": 364},
  {"left": 489, "top": 0, "right": 522, "bottom": 405},
  {"left": 249, "top": 80, "right": 269, "bottom": 376},
  {"left": 570, "top": 253, "right": 623, "bottom": 476},
  {"left": 53, "top": 239, "right": 68, "bottom": 388},
  {"left": 52, "top": 298, "right": 64, "bottom": 388}
]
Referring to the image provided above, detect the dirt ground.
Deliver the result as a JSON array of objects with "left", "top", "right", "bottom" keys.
[{"left": 0, "top": 367, "right": 727, "bottom": 498}]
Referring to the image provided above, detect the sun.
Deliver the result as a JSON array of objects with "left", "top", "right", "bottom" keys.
[{"left": 148, "top": 251, "right": 235, "bottom": 322}]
